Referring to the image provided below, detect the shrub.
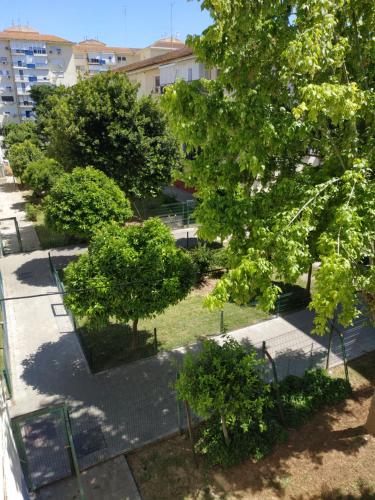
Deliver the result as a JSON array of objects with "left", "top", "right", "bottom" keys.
[
  {"left": 189, "top": 244, "right": 214, "bottom": 282},
  {"left": 44, "top": 167, "right": 133, "bottom": 240},
  {"left": 2, "top": 121, "right": 39, "bottom": 153},
  {"left": 276, "top": 369, "right": 352, "bottom": 427},
  {"left": 25, "top": 203, "right": 39, "bottom": 222},
  {"left": 189, "top": 244, "right": 229, "bottom": 282},
  {"left": 196, "top": 417, "right": 287, "bottom": 467},
  {"left": 7, "top": 140, "right": 45, "bottom": 179},
  {"left": 22, "top": 158, "right": 64, "bottom": 197}
]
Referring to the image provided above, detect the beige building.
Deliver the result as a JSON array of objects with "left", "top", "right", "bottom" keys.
[
  {"left": 74, "top": 39, "right": 140, "bottom": 78},
  {"left": 116, "top": 46, "right": 217, "bottom": 98},
  {"left": 0, "top": 25, "right": 76, "bottom": 126}
]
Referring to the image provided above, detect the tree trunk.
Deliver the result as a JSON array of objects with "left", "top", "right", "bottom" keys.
[
  {"left": 132, "top": 318, "right": 138, "bottom": 334},
  {"left": 221, "top": 415, "right": 230, "bottom": 447},
  {"left": 306, "top": 264, "right": 313, "bottom": 293},
  {"left": 365, "top": 390, "right": 375, "bottom": 435},
  {"left": 131, "top": 318, "right": 139, "bottom": 350}
]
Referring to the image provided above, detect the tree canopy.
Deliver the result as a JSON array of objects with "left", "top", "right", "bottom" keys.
[
  {"left": 64, "top": 218, "right": 196, "bottom": 332},
  {"left": 176, "top": 337, "right": 270, "bottom": 446},
  {"left": 44, "top": 167, "right": 133, "bottom": 240},
  {"left": 23, "top": 157, "right": 64, "bottom": 197},
  {"left": 2, "top": 121, "right": 40, "bottom": 153},
  {"left": 41, "top": 72, "right": 180, "bottom": 197},
  {"left": 7, "top": 140, "right": 45, "bottom": 179},
  {"left": 163, "top": 0, "right": 375, "bottom": 334}
]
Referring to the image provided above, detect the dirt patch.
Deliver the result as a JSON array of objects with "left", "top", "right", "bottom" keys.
[
  {"left": 128, "top": 353, "right": 375, "bottom": 500},
  {"left": 195, "top": 277, "right": 219, "bottom": 295}
]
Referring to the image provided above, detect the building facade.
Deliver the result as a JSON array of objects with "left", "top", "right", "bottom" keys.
[
  {"left": 74, "top": 39, "right": 140, "bottom": 78},
  {"left": 116, "top": 46, "right": 217, "bottom": 98},
  {"left": 0, "top": 25, "right": 76, "bottom": 126},
  {"left": 0, "top": 25, "right": 189, "bottom": 126}
]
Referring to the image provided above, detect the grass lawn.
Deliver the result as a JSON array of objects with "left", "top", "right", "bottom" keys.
[
  {"left": 128, "top": 350, "right": 375, "bottom": 500},
  {"left": 77, "top": 285, "right": 270, "bottom": 372}
]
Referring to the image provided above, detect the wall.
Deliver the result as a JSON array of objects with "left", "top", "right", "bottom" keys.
[
  {"left": 127, "top": 66, "right": 161, "bottom": 97},
  {"left": 0, "top": 380, "right": 29, "bottom": 499},
  {"left": 160, "top": 57, "right": 205, "bottom": 87}
]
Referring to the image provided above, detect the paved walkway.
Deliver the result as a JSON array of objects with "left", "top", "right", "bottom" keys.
[{"left": 0, "top": 177, "right": 40, "bottom": 254}]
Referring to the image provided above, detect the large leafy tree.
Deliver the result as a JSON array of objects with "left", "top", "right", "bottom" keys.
[
  {"left": 42, "top": 72, "right": 180, "bottom": 197},
  {"left": 163, "top": 0, "right": 375, "bottom": 336},
  {"left": 44, "top": 167, "right": 133, "bottom": 240},
  {"left": 64, "top": 218, "right": 196, "bottom": 333}
]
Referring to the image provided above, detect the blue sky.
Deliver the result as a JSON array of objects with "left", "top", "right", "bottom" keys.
[{"left": 2, "top": 0, "right": 211, "bottom": 48}]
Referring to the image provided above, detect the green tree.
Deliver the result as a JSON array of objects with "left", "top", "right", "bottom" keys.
[
  {"left": 163, "top": 0, "right": 375, "bottom": 336},
  {"left": 64, "top": 218, "right": 196, "bottom": 333},
  {"left": 22, "top": 157, "right": 64, "bottom": 197},
  {"left": 176, "top": 337, "right": 270, "bottom": 446},
  {"left": 42, "top": 72, "right": 180, "bottom": 197},
  {"left": 2, "top": 121, "right": 39, "bottom": 153},
  {"left": 30, "top": 84, "right": 66, "bottom": 144},
  {"left": 44, "top": 167, "right": 133, "bottom": 240},
  {"left": 7, "top": 140, "right": 45, "bottom": 179}
]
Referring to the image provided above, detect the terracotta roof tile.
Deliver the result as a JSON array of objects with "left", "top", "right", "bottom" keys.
[{"left": 0, "top": 28, "right": 73, "bottom": 44}]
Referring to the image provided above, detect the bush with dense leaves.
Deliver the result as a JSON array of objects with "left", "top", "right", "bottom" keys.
[
  {"left": 177, "top": 337, "right": 352, "bottom": 468},
  {"left": 2, "top": 121, "right": 40, "bottom": 153},
  {"left": 189, "top": 245, "right": 214, "bottom": 282},
  {"left": 7, "top": 140, "right": 45, "bottom": 179},
  {"left": 22, "top": 158, "right": 64, "bottom": 197},
  {"left": 189, "top": 244, "right": 229, "bottom": 282},
  {"left": 196, "top": 417, "right": 287, "bottom": 467},
  {"left": 193, "top": 369, "right": 351, "bottom": 467},
  {"left": 25, "top": 203, "right": 39, "bottom": 222},
  {"left": 276, "top": 369, "right": 352, "bottom": 428},
  {"left": 44, "top": 167, "right": 133, "bottom": 240}
]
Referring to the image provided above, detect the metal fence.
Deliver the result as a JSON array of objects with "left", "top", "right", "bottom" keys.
[
  {"left": 146, "top": 200, "right": 197, "bottom": 229},
  {"left": 27, "top": 255, "right": 373, "bottom": 494},
  {"left": 11, "top": 310, "right": 372, "bottom": 494},
  {"left": 0, "top": 216, "right": 23, "bottom": 257},
  {"left": 0, "top": 272, "right": 12, "bottom": 397},
  {"left": 12, "top": 405, "right": 84, "bottom": 497}
]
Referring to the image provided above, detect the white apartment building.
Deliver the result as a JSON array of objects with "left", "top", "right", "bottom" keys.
[
  {"left": 116, "top": 46, "right": 217, "bottom": 97},
  {"left": 74, "top": 39, "right": 140, "bottom": 78},
  {"left": 0, "top": 25, "right": 189, "bottom": 126},
  {"left": 0, "top": 25, "right": 76, "bottom": 126}
]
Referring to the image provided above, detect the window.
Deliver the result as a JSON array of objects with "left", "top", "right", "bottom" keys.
[
  {"left": 187, "top": 68, "right": 193, "bottom": 82},
  {"left": 1, "top": 96, "right": 14, "bottom": 102},
  {"left": 155, "top": 76, "right": 160, "bottom": 88}
]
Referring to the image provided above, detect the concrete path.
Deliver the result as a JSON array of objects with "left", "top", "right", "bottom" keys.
[{"left": 0, "top": 177, "right": 40, "bottom": 254}]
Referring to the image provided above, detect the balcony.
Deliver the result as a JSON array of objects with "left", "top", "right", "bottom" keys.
[{"left": 18, "top": 101, "right": 34, "bottom": 107}]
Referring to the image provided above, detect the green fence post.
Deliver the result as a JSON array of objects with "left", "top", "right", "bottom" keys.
[
  {"left": 63, "top": 406, "right": 85, "bottom": 500},
  {"left": 220, "top": 310, "right": 224, "bottom": 334},
  {"left": 11, "top": 421, "right": 33, "bottom": 492},
  {"left": 176, "top": 371, "right": 183, "bottom": 434},
  {"left": 338, "top": 331, "right": 350, "bottom": 383},
  {"left": 14, "top": 217, "right": 23, "bottom": 253}
]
